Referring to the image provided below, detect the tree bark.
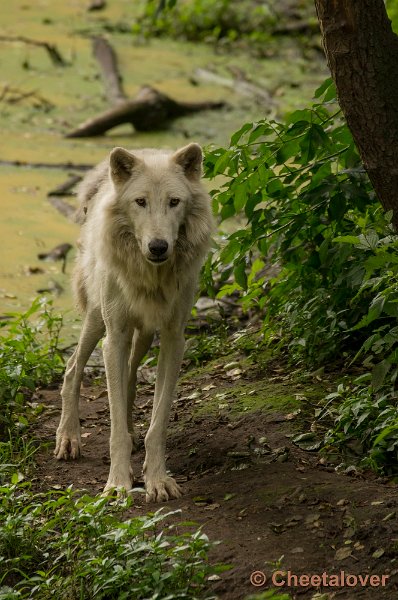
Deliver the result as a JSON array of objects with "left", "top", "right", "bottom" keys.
[{"left": 314, "top": 0, "right": 398, "bottom": 227}]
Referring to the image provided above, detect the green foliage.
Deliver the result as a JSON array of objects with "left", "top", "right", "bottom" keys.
[
  {"left": 0, "top": 298, "right": 63, "bottom": 480},
  {"left": 186, "top": 319, "right": 230, "bottom": 365},
  {"left": 323, "top": 379, "right": 398, "bottom": 473},
  {"left": 135, "top": 0, "right": 315, "bottom": 52},
  {"left": 246, "top": 592, "right": 292, "bottom": 600},
  {"left": 386, "top": 0, "right": 398, "bottom": 33},
  {"left": 0, "top": 485, "right": 216, "bottom": 599},
  {"left": 203, "top": 78, "right": 398, "bottom": 472},
  {"left": 205, "top": 78, "right": 367, "bottom": 356}
]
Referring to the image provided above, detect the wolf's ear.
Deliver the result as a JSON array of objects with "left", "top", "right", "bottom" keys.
[
  {"left": 110, "top": 147, "right": 142, "bottom": 186},
  {"left": 172, "top": 143, "right": 203, "bottom": 181}
]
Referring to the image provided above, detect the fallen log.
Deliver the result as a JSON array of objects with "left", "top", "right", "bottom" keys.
[
  {"left": 65, "top": 85, "right": 225, "bottom": 138},
  {"left": 47, "top": 174, "right": 82, "bottom": 197},
  {"left": 38, "top": 243, "right": 73, "bottom": 274},
  {"left": 0, "top": 160, "right": 92, "bottom": 170},
  {"left": 192, "top": 68, "right": 275, "bottom": 106},
  {"left": 87, "top": 0, "right": 106, "bottom": 10},
  {"left": 48, "top": 197, "right": 77, "bottom": 221},
  {"left": 0, "top": 35, "right": 66, "bottom": 66},
  {"left": 92, "top": 36, "right": 126, "bottom": 105}
]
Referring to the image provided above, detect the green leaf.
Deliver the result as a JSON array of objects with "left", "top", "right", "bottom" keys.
[
  {"left": 292, "top": 432, "right": 323, "bottom": 451},
  {"left": 248, "top": 123, "right": 272, "bottom": 143},
  {"left": 213, "top": 150, "right": 233, "bottom": 175},
  {"left": 300, "top": 124, "right": 330, "bottom": 163},
  {"left": 314, "top": 77, "right": 334, "bottom": 99},
  {"left": 220, "top": 239, "right": 240, "bottom": 264},
  {"left": 355, "top": 230, "right": 379, "bottom": 251},
  {"left": 333, "top": 235, "right": 361, "bottom": 245},
  {"left": 230, "top": 122, "right": 253, "bottom": 146},
  {"left": 220, "top": 202, "right": 236, "bottom": 220},
  {"left": 372, "top": 360, "right": 391, "bottom": 391},
  {"left": 233, "top": 183, "right": 248, "bottom": 212},
  {"left": 352, "top": 295, "right": 386, "bottom": 330},
  {"left": 234, "top": 262, "right": 247, "bottom": 290}
]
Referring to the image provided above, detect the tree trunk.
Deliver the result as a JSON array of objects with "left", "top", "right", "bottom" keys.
[{"left": 314, "top": 0, "right": 398, "bottom": 228}]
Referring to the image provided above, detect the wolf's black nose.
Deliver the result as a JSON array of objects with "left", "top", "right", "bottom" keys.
[{"left": 148, "top": 239, "right": 169, "bottom": 256}]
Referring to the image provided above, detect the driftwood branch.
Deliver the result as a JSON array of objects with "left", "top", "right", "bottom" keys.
[
  {"left": 87, "top": 0, "right": 106, "bottom": 10},
  {"left": 0, "top": 85, "right": 54, "bottom": 110},
  {"left": 48, "top": 197, "right": 76, "bottom": 221},
  {"left": 47, "top": 174, "right": 82, "bottom": 197},
  {"left": 0, "top": 159, "right": 92, "bottom": 171},
  {"left": 65, "top": 37, "right": 225, "bottom": 138},
  {"left": 191, "top": 68, "right": 275, "bottom": 106},
  {"left": 92, "top": 36, "right": 126, "bottom": 105},
  {"left": 0, "top": 35, "right": 66, "bottom": 66},
  {"left": 65, "top": 85, "right": 225, "bottom": 138}
]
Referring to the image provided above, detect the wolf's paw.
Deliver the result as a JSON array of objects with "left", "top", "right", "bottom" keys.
[
  {"left": 145, "top": 476, "right": 183, "bottom": 503},
  {"left": 54, "top": 429, "right": 81, "bottom": 460},
  {"left": 103, "top": 467, "right": 133, "bottom": 497}
]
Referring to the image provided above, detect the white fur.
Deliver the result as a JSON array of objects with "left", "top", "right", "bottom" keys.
[{"left": 55, "top": 144, "right": 213, "bottom": 502}]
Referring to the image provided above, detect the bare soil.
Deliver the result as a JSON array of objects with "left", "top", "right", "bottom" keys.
[{"left": 33, "top": 355, "right": 398, "bottom": 600}]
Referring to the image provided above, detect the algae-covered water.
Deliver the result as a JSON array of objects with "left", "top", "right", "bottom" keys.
[{"left": 0, "top": 0, "right": 326, "bottom": 334}]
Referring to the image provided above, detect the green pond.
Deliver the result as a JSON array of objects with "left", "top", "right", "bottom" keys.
[{"left": 0, "top": 0, "right": 327, "bottom": 339}]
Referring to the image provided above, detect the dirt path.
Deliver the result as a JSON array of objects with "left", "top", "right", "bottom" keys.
[{"left": 33, "top": 353, "right": 398, "bottom": 600}]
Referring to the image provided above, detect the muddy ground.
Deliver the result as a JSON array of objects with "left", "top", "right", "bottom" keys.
[{"left": 32, "top": 343, "right": 398, "bottom": 600}]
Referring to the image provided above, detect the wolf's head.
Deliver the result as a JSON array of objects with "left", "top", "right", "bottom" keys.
[{"left": 109, "top": 143, "right": 207, "bottom": 265}]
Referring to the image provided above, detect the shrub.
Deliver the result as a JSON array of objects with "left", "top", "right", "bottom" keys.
[
  {"left": 0, "top": 298, "right": 63, "bottom": 480},
  {"left": 0, "top": 486, "right": 216, "bottom": 599},
  {"left": 203, "top": 78, "right": 398, "bottom": 471}
]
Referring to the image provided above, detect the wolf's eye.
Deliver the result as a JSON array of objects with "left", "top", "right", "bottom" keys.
[
  {"left": 169, "top": 198, "right": 180, "bottom": 207},
  {"left": 135, "top": 198, "right": 146, "bottom": 207}
]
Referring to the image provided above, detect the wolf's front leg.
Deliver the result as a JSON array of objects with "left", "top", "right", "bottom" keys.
[
  {"left": 55, "top": 309, "right": 104, "bottom": 460},
  {"left": 143, "top": 327, "right": 185, "bottom": 502},
  {"left": 102, "top": 324, "right": 135, "bottom": 494}
]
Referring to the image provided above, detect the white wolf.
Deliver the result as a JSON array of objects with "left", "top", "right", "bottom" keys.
[{"left": 55, "top": 143, "right": 213, "bottom": 502}]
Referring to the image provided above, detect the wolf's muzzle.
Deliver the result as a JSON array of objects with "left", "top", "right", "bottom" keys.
[{"left": 148, "top": 238, "right": 169, "bottom": 263}]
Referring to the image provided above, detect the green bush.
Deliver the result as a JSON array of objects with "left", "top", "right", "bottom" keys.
[
  {"left": 134, "top": 0, "right": 316, "bottom": 52},
  {"left": 387, "top": 0, "right": 398, "bottom": 33},
  {"left": 203, "top": 78, "right": 398, "bottom": 471},
  {"left": 0, "top": 486, "right": 216, "bottom": 599},
  {"left": 0, "top": 298, "right": 63, "bottom": 480}
]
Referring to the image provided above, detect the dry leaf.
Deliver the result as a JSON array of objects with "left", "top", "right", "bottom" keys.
[
  {"left": 337, "top": 499, "right": 349, "bottom": 506},
  {"left": 335, "top": 546, "right": 352, "bottom": 561},
  {"left": 224, "top": 361, "right": 239, "bottom": 370},
  {"left": 226, "top": 368, "right": 243, "bottom": 377},
  {"left": 205, "top": 503, "right": 220, "bottom": 511}
]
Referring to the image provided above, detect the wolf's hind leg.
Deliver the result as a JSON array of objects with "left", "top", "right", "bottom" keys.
[
  {"left": 55, "top": 308, "right": 104, "bottom": 460},
  {"left": 127, "top": 329, "right": 154, "bottom": 452}
]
